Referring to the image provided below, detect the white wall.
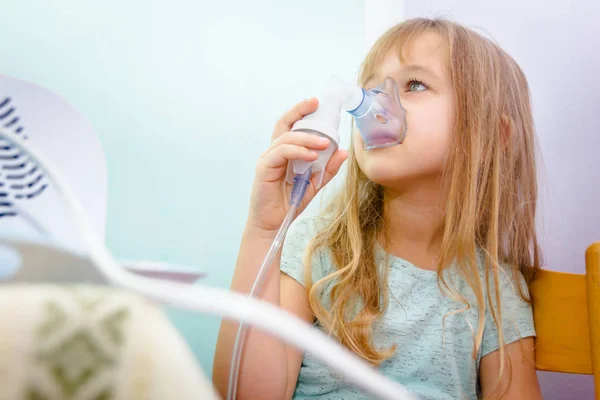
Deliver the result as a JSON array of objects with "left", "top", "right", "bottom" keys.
[{"left": 370, "top": 0, "right": 599, "bottom": 398}]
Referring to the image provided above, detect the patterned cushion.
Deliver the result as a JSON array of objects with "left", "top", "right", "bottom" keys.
[{"left": 0, "top": 285, "right": 219, "bottom": 400}]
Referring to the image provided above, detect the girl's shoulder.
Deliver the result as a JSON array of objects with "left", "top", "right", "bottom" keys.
[
  {"left": 472, "top": 249, "right": 529, "bottom": 294},
  {"left": 280, "top": 214, "right": 334, "bottom": 288}
]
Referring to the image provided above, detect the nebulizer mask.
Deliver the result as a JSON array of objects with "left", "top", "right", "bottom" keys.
[
  {"left": 227, "top": 76, "right": 407, "bottom": 400},
  {"left": 286, "top": 76, "right": 407, "bottom": 188},
  {"left": 350, "top": 77, "right": 408, "bottom": 150}
]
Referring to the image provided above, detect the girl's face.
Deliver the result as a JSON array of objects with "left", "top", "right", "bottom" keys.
[{"left": 354, "top": 31, "right": 455, "bottom": 191}]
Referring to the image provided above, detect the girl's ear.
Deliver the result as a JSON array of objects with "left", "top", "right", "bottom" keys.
[{"left": 500, "top": 114, "right": 512, "bottom": 150}]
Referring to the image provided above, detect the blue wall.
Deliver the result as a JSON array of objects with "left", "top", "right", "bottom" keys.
[{"left": 0, "top": 0, "right": 364, "bottom": 376}]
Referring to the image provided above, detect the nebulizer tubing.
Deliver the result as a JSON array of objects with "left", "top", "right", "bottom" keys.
[
  {"left": 0, "top": 127, "right": 416, "bottom": 400},
  {"left": 227, "top": 168, "right": 312, "bottom": 400},
  {"left": 227, "top": 77, "right": 358, "bottom": 400}
]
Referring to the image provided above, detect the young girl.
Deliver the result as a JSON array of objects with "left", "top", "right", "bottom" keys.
[{"left": 214, "top": 18, "right": 543, "bottom": 400}]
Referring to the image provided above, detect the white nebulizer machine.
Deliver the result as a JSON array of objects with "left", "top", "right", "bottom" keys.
[{"left": 228, "top": 76, "right": 407, "bottom": 400}]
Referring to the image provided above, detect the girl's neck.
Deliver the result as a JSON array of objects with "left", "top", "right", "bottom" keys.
[{"left": 381, "top": 181, "right": 446, "bottom": 270}]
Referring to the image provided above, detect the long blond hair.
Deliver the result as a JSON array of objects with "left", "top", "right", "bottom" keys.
[{"left": 304, "top": 18, "right": 541, "bottom": 378}]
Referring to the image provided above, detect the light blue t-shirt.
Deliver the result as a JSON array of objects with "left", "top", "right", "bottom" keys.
[{"left": 280, "top": 216, "right": 535, "bottom": 400}]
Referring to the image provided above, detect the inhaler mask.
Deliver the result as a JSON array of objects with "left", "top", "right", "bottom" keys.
[
  {"left": 349, "top": 77, "right": 407, "bottom": 151},
  {"left": 287, "top": 76, "right": 408, "bottom": 189}
]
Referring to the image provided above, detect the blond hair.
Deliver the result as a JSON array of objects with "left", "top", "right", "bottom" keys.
[{"left": 304, "top": 17, "right": 541, "bottom": 386}]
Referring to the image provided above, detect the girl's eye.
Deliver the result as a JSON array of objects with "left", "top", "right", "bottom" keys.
[{"left": 407, "top": 80, "right": 427, "bottom": 92}]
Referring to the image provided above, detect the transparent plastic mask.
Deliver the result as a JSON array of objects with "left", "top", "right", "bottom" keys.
[{"left": 351, "top": 77, "right": 407, "bottom": 151}]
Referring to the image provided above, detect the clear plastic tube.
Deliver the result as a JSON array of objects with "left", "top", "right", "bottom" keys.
[{"left": 227, "top": 168, "right": 312, "bottom": 400}]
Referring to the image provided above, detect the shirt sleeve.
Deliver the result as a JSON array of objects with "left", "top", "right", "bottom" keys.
[
  {"left": 480, "top": 268, "right": 536, "bottom": 357},
  {"left": 280, "top": 215, "right": 329, "bottom": 288}
]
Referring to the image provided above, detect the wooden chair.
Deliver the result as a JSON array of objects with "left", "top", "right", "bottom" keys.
[{"left": 530, "top": 241, "right": 600, "bottom": 399}]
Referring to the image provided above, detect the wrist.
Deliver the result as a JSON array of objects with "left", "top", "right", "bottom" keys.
[{"left": 244, "top": 219, "right": 280, "bottom": 241}]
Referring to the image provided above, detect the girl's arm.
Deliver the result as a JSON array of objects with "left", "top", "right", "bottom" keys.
[
  {"left": 479, "top": 337, "right": 542, "bottom": 399},
  {"left": 212, "top": 98, "right": 347, "bottom": 399},
  {"left": 212, "top": 225, "right": 313, "bottom": 400}
]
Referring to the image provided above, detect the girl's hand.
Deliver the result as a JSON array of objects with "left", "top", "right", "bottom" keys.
[{"left": 247, "top": 98, "right": 348, "bottom": 235}]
